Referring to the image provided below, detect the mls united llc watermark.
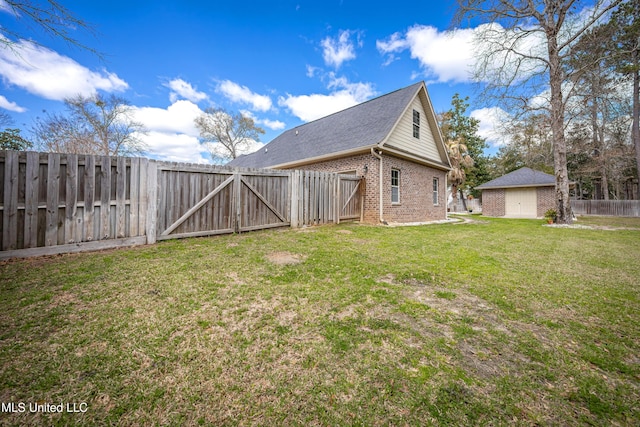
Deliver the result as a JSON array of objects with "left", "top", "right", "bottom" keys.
[{"left": 1, "top": 402, "right": 88, "bottom": 413}]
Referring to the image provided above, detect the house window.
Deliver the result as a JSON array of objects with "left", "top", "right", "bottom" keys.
[
  {"left": 391, "top": 169, "right": 400, "bottom": 204},
  {"left": 412, "top": 109, "right": 420, "bottom": 139},
  {"left": 433, "top": 178, "right": 439, "bottom": 205}
]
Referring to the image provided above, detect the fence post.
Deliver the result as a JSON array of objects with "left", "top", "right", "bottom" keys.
[
  {"left": 2, "top": 151, "right": 19, "bottom": 250},
  {"left": 45, "top": 153, "right": 60, "bottom": 247},
  {"left": 290, "top": 170, "right": 299, "bottom": 228},
  {"left": 336, "top": 175, "right": 341, "bottom": 225},
  {"left": 234, "top": 170, "right": 242, "bottom": 233},
  {"left": 24, "top": 151, "right": 39, "bottom": 249},
  {"left": 146, "top": 161, "right": 158, "bottom": 244}
]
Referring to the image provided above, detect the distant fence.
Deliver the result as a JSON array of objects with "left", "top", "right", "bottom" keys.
[
  {"left": 0, "top": 151, "right": 363, "bottom": 259},
  {"left": 572, "top": 200, "right": 640, "bottom": 217},
  {"left": 448, "top": 198, "right": 482, "bottom": 213}
]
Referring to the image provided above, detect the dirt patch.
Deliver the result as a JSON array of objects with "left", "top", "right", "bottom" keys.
[
  {"left": 265, "top": 252, "right": 306, "bottom": 265},
  {"left": 380, "top": 277, "right": 542, "bottom": 381},
  {"left": 48, "top": 291, "right": 80, "bottom": 309},
  {"left": 336, "top": 229, "right": 353, "bottom": 234},
  {"left": 295, "top": 227, "right": 316, "bottom": 233},
  {"left": 226, "top": 272, "right": 245, "bottom": 285},
  {"left": 450, "top": 216, "right": 490, "bottom": 225}
]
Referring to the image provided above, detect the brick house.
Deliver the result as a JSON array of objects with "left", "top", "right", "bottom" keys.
[
  {"left": 476, "top": 167, "right": 556, "bottom": 218},
  {"left": 227, "top": 82, "right": 452, "bottom": 223}
]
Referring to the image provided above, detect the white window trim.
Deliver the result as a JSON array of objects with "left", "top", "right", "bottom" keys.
[
  {"left": 391, "top": 169, "right": 400, "bottom": 205},
  {"left": 413, "top": 109, "right": 420, "bottom": 139},
  {"left": 433, "top": 177, "right": 439, "bottom": 206}
]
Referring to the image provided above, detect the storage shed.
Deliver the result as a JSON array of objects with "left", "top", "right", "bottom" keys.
[{"left": 476, "top": 167, "right": 556, "bottom": 218}]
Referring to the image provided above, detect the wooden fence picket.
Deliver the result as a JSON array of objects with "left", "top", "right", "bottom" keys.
[{"left": 0, "top": 150, "right": 363, "bottom": 259}]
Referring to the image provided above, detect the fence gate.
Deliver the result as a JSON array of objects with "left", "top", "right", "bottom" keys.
[
  {"left": 155, "top": 164, "right": 290, "bottom": 240},
  {"left": 338, "top": 175, "right": 363, "bottom": 222}
]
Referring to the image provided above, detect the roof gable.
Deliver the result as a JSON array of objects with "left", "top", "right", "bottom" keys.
[
  {"left": 476, "top": 167, "right": 556, "bottom": 189},
  {"left": 381, "top": 85, "right": 449, "bottom": 167},
  {"left": 228, "top": 82, "right": 448, "bottom": 169}
]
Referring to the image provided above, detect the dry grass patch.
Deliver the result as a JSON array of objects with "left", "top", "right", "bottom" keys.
[
  {"left": 0, "top": 219, "right": 638, "bottom": 425},
  {"left": 265, "top": 251, "right": 306, "bottom": 265}
]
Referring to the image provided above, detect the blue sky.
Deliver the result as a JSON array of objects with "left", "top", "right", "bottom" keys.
[{"left": 0, "top": 0, "right": 506, "bottom": 163}]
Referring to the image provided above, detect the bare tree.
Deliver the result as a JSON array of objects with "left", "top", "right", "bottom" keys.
[
  {"left": 1, "top": 0, "right": 98, "bottom": 56},
  {"left": 455, "top": 0, "right": 623, "bottom": 223},
  {"left": 607, "top": 2, "right": 640, "bottom": 194},
  {"left": 493, "top": 113, "right": 555, "bottom": 176},
  {"left": 32, "top": 94, "right": 147, "bottom": 156},
  {"left": 195, "top": 108, "right": 265, "bottom": 164},
  {"left": 0, "top": 111, "right": 13, "bottom": 129},
  {"left": 568, "top": 23, "right": 635, "bottom": 200}
]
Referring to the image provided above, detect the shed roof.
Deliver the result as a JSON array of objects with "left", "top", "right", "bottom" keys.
[
  {"left": 227, "top": 82, "right": 427, "bottom": 169},
  {"left": 476, "top": 167, "right": 555, "bottom": 189}
]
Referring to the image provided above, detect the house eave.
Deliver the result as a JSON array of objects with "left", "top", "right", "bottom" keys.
[
  {"left": 381, "top": 146, "right": 452, "bottom": 171},
  {"left": 269, "top": 146, "right": 375, "bottom": 169},
  {"left": 476, "top": 183, "right": 555, "bottom": 190}
]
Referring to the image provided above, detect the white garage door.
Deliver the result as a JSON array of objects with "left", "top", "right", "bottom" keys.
[{"left": 505, "top": 188, "right": 537, "bottom": 218}]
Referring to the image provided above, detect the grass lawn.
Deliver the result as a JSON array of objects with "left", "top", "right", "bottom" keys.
[{"left": 1, "top": 216, "right": 639, "bottom": 426}]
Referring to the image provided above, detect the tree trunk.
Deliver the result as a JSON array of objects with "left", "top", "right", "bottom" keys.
[
  {"left": 451, "top": 184, "right": 458, "bottom": 212},
  {"left": 593, "top": 101, "right": 609, "bottom": 200},
  {"left": 633, "top": 54, "right": 640, "bottom": 198},
  {"left": 459, "top": 189, "right": 468, "bottom": 211},
  {"left": 548, "top": 31, "right": 573, "bottom": 224}
]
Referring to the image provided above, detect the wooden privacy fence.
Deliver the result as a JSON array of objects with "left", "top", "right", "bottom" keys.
[
  {"left": 572, "top": 200, "right": 640, "bottom": 217},
  {"left": 0, "top": 151, "right": 363, "bottom": 259}
]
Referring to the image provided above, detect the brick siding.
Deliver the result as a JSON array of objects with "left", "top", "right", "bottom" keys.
[
  {"left": 284, "top": 153, "right": 447, "bottom": 223},
  {"left": 536, "top": 187, "right": 555, "bottom": 217},
  {"left": 480, "top": 189, "right": 505, "bottom": 217}
]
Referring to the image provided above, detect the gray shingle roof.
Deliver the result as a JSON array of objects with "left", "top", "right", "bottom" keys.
[
  {"left": 227, "top": 82, "right": 424, "bottom": 168},
  {"left": 476, "top": 167, "right": 555, "bottom": 189}
]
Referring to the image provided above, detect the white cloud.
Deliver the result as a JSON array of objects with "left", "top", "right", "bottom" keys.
[
  {"left": 0, "top": 95, "right": 26, "bottom": 112},
  {"left": 131, "top": 100, "right": 210, "bottom": 163},
  {"left": 217, "top": 80, "right": 272, "bottom": 112},
  {"left": 0, "top": 36, "right": 128, "bottom": 100},
  {"left": 240, "top": 109, "right": 286, "bottom": 131},
  {"left": 279, "top": 76, "right": 376, "bottom": 122},
  {"left": 140, "top": 131, "right": 209, "bottom": 164},
  {"left": 0, "top": 1, "right": 16, "bottom": 15},
  {"left": 377, "top": 22, "right": 551, "bottom": 85},
  {"left": 377, "top": 25, "right": 475, "bottom": 83},
  {"left": 132, "top": 100, "right": 203, "bottom": 137},
  {"left": 321, "top": 30, "right": 360, "bottom": 69},
  {"left": 470, "top": 107, "right": 511, "bottom": 148},
  {"left": 165, "top": 78, "right": 208, "bottom": 103},
  {"left": 260, "top": 118, "right": 286, "bottom": 131},
  {"left": 306, "top": 65, "right": 320, "bottom": 78}
]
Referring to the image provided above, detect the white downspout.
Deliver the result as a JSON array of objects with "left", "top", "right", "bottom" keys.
[{"left": 371, "top": 147, "right": 385, "bottom": 224}]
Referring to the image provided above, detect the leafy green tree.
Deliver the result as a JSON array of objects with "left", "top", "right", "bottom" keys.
[
  {"left": 0, "top": 111, "right": 32, "bottom": 150},
  {"left": 0, "top": 128, "right": 32, "bottom": 150}
]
